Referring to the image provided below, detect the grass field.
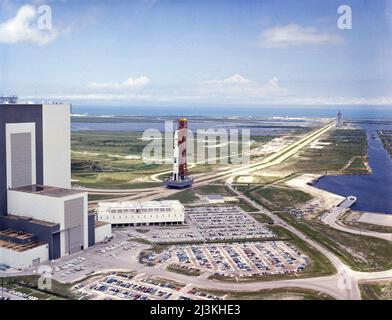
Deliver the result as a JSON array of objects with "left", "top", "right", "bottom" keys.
[
  {"left": 378, "top": 130, "right": 392, "bottom": 157},
  {"left": 161, "top": 188, "right": 200, "bottom": 203},
  {"left": 1, "top": 275, "right": 77, "bottom": 300},
  {"left": 71, "top": 131, "right": 170, "bottom": 189},
  {"left": 286, "top": 220, "right": 392, "bottom": 272},
  {"left": 200, "top": 287, "right": 334, "bottom": 300},
  {"left": 272, "top": 129, "right": 369, "bottom": 175},
  {"left": 88, "top": 194, "right": 124, "bottom": 201},
  {"left": 360, "top": 280, "right": 392, "bottom": 300},
  {"left": 160, "top": 183, "right": 258, "bottom": 211},
  {"left": 73, "top": 171, "right": 162, "bottom": 189},
  {"left": 166, "top": 264, "right": 202, "bottom": 277},
  {"left": 161, "top": 184, "right": 236, "bottom": 203},
  {"left": 70, "top": 129, "right": 283, "bottom": 189},
  {"left": 340, "top": 217, "right": 392, "bottom": 234},
  {"left": 250, "top": 213, "right": 275, "bottom": 224},
  {"left": 238, "top": 184, "right": 313, "bottom": 210}
]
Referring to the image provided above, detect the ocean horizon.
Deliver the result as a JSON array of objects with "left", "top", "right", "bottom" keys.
[{"left": 71, "top": 104, "right": 392, "bottom": 119}]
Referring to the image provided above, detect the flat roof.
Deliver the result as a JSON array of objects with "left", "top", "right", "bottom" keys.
[
  {"left": 4, "top": 214, "right": 59, "bottom": 227},
  {"left": 0, "top": 240, "right": 46, "bottom": 252},
  {"left": 11, "top": 185, "right": 85, "bottom": 198},
  {"left": 0, "top": 229, "right": 35, "bottom": 240},
  {"left": 0, "top": 103, "right": 41, "bottom": 107},
  {"left": 97, "top": 200, "right": 182, "bottom": 211},
  {"left": 0, "top": 103, "right": 69, "bottom": 107},
  {"left": 95, "top": 220, "right": 110, "bottom": 228}
]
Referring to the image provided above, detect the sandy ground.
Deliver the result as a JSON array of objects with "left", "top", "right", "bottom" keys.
[
  {"left": 285, "top": 174, "right": 344, "bottom": 211},
  {"left": 309, "top": 140, "right": 331, "bottom": 149},
  {"left": 252, "top": 137, "right": 294, "bottom": 155},
  {"left": 357, "top": 212, "right": 392, "bottom": 227}
]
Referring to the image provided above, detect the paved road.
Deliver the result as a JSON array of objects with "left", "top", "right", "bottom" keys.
[{"left": 322, "top": 207, "right": 392, "bottom": 242}]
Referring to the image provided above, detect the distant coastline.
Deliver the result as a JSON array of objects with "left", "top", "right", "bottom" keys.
[{"left": 71, "top": 104, "right": 392, "bottom": 119}]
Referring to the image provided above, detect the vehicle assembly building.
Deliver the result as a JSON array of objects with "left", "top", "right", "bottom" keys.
[
  {"left": 97, "top": 200, "right": 185, "bottom": 226},
  {"left": 0, "top": 103, "right": 111, "bottom": 269},
  {"left": 164, "top": 118, "right": 193, "bottom": 188}
]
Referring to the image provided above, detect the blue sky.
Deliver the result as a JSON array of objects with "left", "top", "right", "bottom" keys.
[{"left": 0, "top": 0, "right": 391, "bottom": 106}]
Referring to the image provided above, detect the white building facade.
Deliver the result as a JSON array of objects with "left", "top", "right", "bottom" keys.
[
  {"left": 0, "top": 103, "right": 99, "bottom": 268},
  {"left": 97, "top": 200, "right": 184, "bottom": 226},
  {"left": 8, "top": 187, "right": 89, "bottom": 256},
  {"left": 0, "top": 242, "right": 49, "bottom": 270}
]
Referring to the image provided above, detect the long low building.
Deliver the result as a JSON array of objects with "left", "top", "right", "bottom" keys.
[
  {"left": 97, "top": 200, "right": 184, "bottom": 226},
  {"left": 0, "top": 229, "right": 49, "bottom": 269}
]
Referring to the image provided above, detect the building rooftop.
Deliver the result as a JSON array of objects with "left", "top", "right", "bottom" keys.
[
  {"left": 98, "top": 200, "right": 182, "bottom": 210},
  {"left": 4, "top": 214, "right": 59, "bottom": 228},
  {"left": 95, "top": 220, "right": 110, "bottom": 228},
  {"left": 0, "top": 240, "right": 46, "bottom": 252},
  {"left": 0, "top": 229, "right": 35, "bottom": 240},
  {"left": 11, "top": 185, "right": 85, "bottom": 198}
]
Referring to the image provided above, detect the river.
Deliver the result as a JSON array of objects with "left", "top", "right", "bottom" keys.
[{"left": 315, "top": 122, "right": 392, "bottom": 214}]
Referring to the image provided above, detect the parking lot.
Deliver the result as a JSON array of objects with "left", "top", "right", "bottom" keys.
[
  {"left": 126, "top": 206, "right": 274, "bottom": 243},
  {"left": 21, "top": 206, "right": 304, "bottom": 288},
  {"left": 75, "top": 272, "right": 222, "bottom": 300},
  {"left": 142, "top": 241, "right": 309, "bottom": 278},
  {"left": 127, "top": 225, "right": 203, "bottom": 244},
  {"left": 40, "top": 231, "right": 151, "bottom": 284},
  {"left": 186, "top": 206, "right": 274, "bottom": 241}
]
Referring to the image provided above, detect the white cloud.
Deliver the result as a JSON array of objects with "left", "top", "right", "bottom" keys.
[
  {"left": 20, "top": 91, "right": 392, "bottom": 106},
  {"left": 277, "top": 95, "right": 392, "bottom": 106},
  {"left": 204, "top": 73, "right": 255, "bottom": 85},
  {"left": 0, "top": 4, "right": 58, "bottom": 45},
  {"left": 87, "top": 76, "right": 151, "bottom": 90},
  {"left": 22, "top": 93, "right": 153, "bottom": 102},
  {"left": 259, "top": 24, "right": 342, "bottom": 48},
  {"left": 200, "top": 74, "right": 286, "bottom": 98}
]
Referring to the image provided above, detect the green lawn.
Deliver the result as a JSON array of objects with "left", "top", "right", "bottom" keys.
[
  {"left": 378, "top": 130, "right": 392, "bottom": 157},
  {"left": 166, "top": 264, "right": 202, "bottom": 277},
  {"left": 1, "top": 275, "right": 76, "bottom": 300},
  {"left": 161, "top": 184, "right": 238, "bottom": 204},
  {"left": 162, "top": 189, "right": 200, "bottom": 203},
  {"left": 238, "top": 184, "right": 313, "bottom": 210},
  {"left": 273, "top": 129, "right": 369, "bottom": 175},
  {"left": 200, "top": 287, "right": 334, "bottom": 300},
  {"left": 276, "top": 211, "right": 392, "bottom": 272},
  {"left": 71, "top": 130, "right": 277, "bottom": 189},
  {"left": 360, "top": 280, "right": 392, "bottom": 300}
]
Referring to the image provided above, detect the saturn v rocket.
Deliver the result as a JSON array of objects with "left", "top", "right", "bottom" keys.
[{"left": 163, "top": 118, "right": 193, "bottom": 188}]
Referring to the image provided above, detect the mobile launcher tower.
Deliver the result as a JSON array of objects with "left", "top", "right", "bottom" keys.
[
  {"left": 336, "top": 111, "right": 343, "bottom": 127},
  {"left": 163, "top": 118, "right": 193, "bottom": 188}
]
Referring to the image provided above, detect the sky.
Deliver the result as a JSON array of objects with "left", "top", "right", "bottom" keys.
[{"left": 0, "top": 0, "right": 391, "bottom": 107}]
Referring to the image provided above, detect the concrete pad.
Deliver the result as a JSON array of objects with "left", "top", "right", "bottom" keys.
[{"left": 357, "top": 212, "right": 392, "bottom": 227}]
